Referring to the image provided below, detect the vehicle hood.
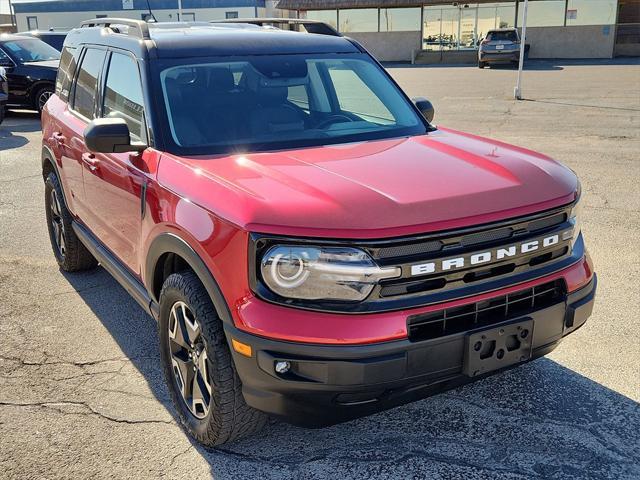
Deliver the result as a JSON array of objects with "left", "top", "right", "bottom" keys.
[
  {"left": 21, "top": 60, "right": 59, "bottom": 77},
  {"left": 157, "top": 127, "right": 578, "bottom": 238}
]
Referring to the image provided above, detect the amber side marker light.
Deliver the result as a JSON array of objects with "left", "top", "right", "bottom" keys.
[{"left": 231, "top": 339, "right": 252, "bottom": 357}]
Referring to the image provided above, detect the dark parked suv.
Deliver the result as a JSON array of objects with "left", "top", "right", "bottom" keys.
[
  {"left": 41, "top": 19, "right": 595, "bottom": 446},
  {"left": 0, "top": 66, "right": 7, "bottom": 124},
  {"left": 0, "top": 34, "right": 60, "bottom": 112}
]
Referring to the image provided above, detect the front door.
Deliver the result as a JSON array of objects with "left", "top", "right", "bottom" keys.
[{"left": 80, "top": 50, "right": 150, "bottom": 275}]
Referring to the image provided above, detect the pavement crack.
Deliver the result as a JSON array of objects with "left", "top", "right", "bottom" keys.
[{"left": 0, "top": 400, "right": 174, "bottom": 426}]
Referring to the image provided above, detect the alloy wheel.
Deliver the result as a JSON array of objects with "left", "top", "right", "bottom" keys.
[
  {"left": 49, "top": 189, "right": 66, "bottom": 257},
  {"left": 168, "top": 301, "right": 213, "bottom": 419},
  {"left": 38, "top": 90, "right": 53, "bottom": 111}
]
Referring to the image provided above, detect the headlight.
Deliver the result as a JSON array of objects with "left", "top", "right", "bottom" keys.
[
  {"left": 568, "top": 199, "right": 582, "bottom": 244},
  {"left": 260, "top": 245, "right": 400, "bottom": 301}
]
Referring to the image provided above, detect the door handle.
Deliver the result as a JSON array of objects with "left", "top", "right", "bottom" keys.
[
  {"left": 81, "top": 152, "right": 99, "bottom": 172},
  {"left": 53, "top": 132, "right": 65, "bottom": 145}
]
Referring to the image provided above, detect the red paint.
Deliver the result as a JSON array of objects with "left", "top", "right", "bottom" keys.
[
  {"left": 43, "top": 92, "right": 591, "bottom": 345},
  {"left": 234, "top": 257, "right": 594, "bottom": 345}
]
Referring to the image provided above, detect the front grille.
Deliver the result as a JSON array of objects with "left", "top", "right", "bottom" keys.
[
  {"left": 371, "top": 209, "right": 567, "bottom": 261},
  {"left": 407, "top": 280, "right": 565, "bottom": 342}
]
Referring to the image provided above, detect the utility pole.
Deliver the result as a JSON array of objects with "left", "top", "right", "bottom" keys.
[
  {"left": 178, "top": 0, "right": 183, "bottom": 21},
  {"left": 514, "top": 0, "right": 529, "bottom": 100}
]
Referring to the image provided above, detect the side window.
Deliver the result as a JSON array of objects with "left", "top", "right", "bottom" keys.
[
  {"left": 72, "top": 48, "right": 106, "bottom": 119},
  {"left": 287, "top": 85, "right": 309, "bottom": 111},
  {"left": 55, "top": 46, "right": 78, "bottom": 101},
  {"left": 327, "top": 67, "right": 394, "bottom": 123},
  {"left": 102, "top": 52, "right": 146, "bottom": 142},
  {"left": 0, "top": 48, "right": 13, "bottom": 67}
]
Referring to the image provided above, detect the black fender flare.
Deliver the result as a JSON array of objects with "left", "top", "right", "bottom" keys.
[
  {"left": 145, "top": 233, "right": 233, "bottom": 325},
  {"left": 41, "top": 144, "right": 71, "bottom": 205}
]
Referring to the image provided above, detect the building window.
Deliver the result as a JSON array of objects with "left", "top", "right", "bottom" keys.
[
  {"left": 566, "top": 0, "right": 618, "bottom": 26},
  {"left": 379, "top": 8, "right": 421, "bottom": 32},
  {"left": 225, "top": 11, "right": 239, "bottom": 19},
  {"left": 303, "top": 10, "right": 338, "bottom": 30},
  {"left": 26, "top": 16, "right": 38, "bottom": 30},
  {"left": 181, "top": 12, "right": 196, "bottom": 21},
  {"left": 96, "top": 15, "right": 107, "bottom": 19},
  {"left": 424, "top": 3, "right": 517, "bottom": 51},
  {"left": 339, "top": 9, "right": 378, "bottom": 33},
  {"left": 517, "top": 0, "right": 565, "bottom": 27}
]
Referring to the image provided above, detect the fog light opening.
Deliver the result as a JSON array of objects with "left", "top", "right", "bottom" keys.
[{"left": 275, "top": 360, "right": 291, "bottom": 374}]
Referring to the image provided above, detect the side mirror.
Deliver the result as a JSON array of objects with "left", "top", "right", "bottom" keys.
[
  {"left": 413, "top": 97, "right": 435, "bottom": 123},
  {"left": 84, "top": 117, "right": 146, "bottom": 153}
]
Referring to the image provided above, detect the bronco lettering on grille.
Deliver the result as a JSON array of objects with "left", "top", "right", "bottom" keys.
[{"left": 409, "top": 231, "right": 570, "bottom": 277}]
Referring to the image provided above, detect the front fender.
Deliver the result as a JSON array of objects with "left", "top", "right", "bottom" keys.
[{"left": 144, "top": 232, "right": 234, "bottom": 325}]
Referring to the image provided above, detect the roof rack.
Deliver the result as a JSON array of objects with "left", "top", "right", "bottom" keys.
[
  {"left": 79, "top": 18, "right": 151, "bottom": 40},
  {"left": 215, "top": 18, "right": 340, "bottom": 37}
]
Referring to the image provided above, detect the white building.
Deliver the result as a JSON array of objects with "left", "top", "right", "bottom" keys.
[{"left": 11, "top": 0, "right": 283, "bottom": 32}]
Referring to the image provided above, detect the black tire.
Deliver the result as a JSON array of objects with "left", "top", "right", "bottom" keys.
[
  {"left": 34, "top": 85, "right": 54, "bottom": 113},
  {"left": 0, "top": 106, "right": 5, "bottom": 125},
  {"left": 44, "top": 172, "right": 98, "bottom": 272},
  {"left": 159, "top": 271, "right": 267, "bottom": 446},
  {"left": 478, "top": 61, "right": 486, "bottom": 69}
]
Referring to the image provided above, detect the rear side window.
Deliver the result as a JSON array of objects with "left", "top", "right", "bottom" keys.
[
  {"left": 72, "top": 48, "right": 106, "bottom": 119},
  {"left": 102, "top": 52, "right": 147, "bottom": 142},
  {"left": 55, "top": 46, "right": 78, "bottom": 101}
]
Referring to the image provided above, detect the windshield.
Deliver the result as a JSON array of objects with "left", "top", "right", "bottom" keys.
[
  {"left": 157, "top": 53, "right": 427, "bottom": 155},
  {"left": 2, "top": 39, "right": 60, "bottom": 62}
]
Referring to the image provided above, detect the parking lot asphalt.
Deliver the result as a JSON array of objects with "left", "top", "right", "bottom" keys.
[{"left": 1, "top": 60, "right": 639, "bottom": 479}]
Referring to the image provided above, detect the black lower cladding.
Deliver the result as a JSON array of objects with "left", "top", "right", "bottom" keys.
[{"left": 226, "top": 275, "right": 596, "bottom": 427}]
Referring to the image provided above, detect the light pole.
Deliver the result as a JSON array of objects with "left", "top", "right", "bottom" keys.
[
  {"left": 8, "top": 0, "right": 16, "bottom": 30},
  {"left": 178, "top": 0, "right": 183, "bottom": 21},
  {"left": 514, "top": 0, "right": 529, "bottom": 100}
]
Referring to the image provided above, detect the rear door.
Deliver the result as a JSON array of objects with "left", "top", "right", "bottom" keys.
[
  {"left": 80, "top": 50, "right": 150, "bottom": 274},
  {"left": 57, "top": 46, "right": 107, "bottom": 218}
]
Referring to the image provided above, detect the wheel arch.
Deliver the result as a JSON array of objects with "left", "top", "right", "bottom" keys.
[
  {"left": 41, "top": 145, "right": 70, "bottom": 206},
  {"left": 145, "top": 233, "right": 233, "bottom": 325}
]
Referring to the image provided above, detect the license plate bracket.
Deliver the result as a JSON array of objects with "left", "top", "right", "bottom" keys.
[{"left": 463, "top": 319, "right": 534, "bottom": 377}]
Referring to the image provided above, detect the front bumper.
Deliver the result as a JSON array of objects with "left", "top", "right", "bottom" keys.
[{"left": 225, "top": 274, "right": 596, "bottom": 427}]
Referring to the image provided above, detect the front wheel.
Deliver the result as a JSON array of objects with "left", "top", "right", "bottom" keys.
[
  {"left": 158, "top": 271, "right": 267, "bottom": 446},
  {"left": 478, "top": 61, "right": 486, "bottom": 69}
]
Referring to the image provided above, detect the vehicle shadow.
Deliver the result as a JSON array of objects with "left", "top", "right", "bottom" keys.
[
  {"left": 62, "top": 267, "right": 640, "bottom": 479},
  {"left": 0, "top": 110, "right": 41, "bottom": 151}
]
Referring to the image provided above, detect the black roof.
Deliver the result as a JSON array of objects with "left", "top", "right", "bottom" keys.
[{"left": 64, "top": 21, "right": 359, "bottom": 59}]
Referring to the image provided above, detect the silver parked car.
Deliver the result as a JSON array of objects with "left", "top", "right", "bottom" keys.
[{"left": 478, "top": 28, "right": 526, "bottom": 68}]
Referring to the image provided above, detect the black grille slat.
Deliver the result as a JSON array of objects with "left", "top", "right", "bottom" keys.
[{"left": 407, "top": 280, "right": 565, "bottom": 342}]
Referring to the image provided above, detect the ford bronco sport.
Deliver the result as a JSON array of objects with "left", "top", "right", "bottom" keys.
[{"left": 41, "top": 19, "right": 596, "bottom": 446}]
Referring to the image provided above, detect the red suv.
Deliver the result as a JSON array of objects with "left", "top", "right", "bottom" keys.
[{"left": 41, "top": 19, "right": 596, "bottom": 446}]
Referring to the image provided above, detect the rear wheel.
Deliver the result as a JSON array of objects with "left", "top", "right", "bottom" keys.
[
  {"left": 159, "top": 271, "right": 267, "bottom": 446},
  {"left": 34, "top": 85, "right": 54, "bottom": 113},
  {"left": 44, "top": 172, "right": 97, "bottom": 272}
]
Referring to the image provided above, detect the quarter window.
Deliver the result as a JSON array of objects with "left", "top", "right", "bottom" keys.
[
  {"left": 102, "top": 52, "right": 146, "bottom": 142},
  {"left": 72, "top": 48, "right": 106, "bottom": 119},
  {"left": 55, "top": 46, "right": 79, "bottom": 101}
]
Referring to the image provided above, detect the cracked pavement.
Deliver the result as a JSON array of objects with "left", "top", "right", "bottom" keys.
[{"left": 1, "top": 60, "right": 639, "bottom": 479}]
